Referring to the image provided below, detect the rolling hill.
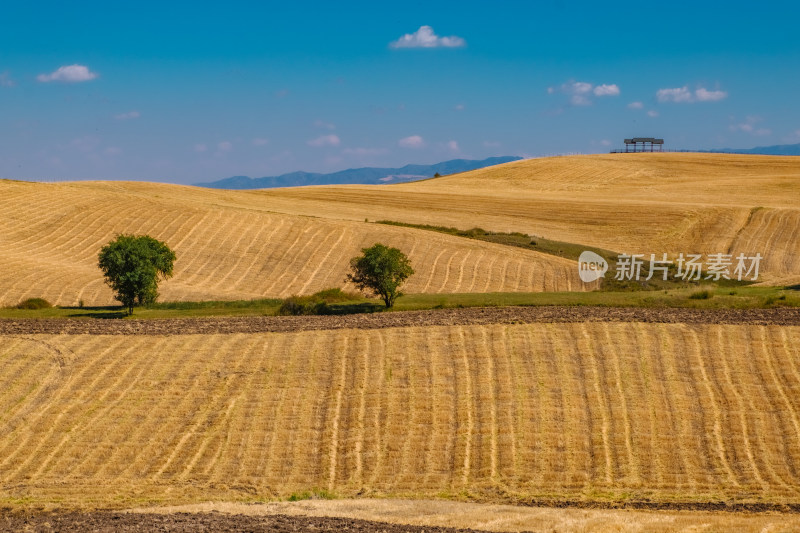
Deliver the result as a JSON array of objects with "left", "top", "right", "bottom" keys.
[
  {"left": 244, "top": 153, "right": 800, "bottom": 286},
  {"left": 0, "top": 178, "right": 584, "bottom": 307},
  {"left": 1, "top": 153, "right": 798, "bottom": 307}
]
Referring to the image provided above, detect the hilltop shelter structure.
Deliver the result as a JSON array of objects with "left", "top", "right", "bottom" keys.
[{"left": 621, "top": 137, "right": 664, "bottom": 152}]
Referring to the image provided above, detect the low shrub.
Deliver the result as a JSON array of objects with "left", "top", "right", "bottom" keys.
[
  {"left": 15, "top": 298, "right": 53, "bottom": 310},
  {"left": 761, "top": 294, "right": 787, "bottom": 307},
  {"left": 278, "top": 297, "right": 330, "bottom": 316},
  {"left": 464, "top": 227, "right": 487, "bottom": 238},
  {"left": 689, "top": 290, "right": 712, "bottom": 300},
  {"left": 763, "top": 295, "right": 786, "bottom": 306},
  {"left": 278, "top": 288, "right": 363, "bottom": 316},
  {"left": 309, "top": 288, "right": 361, "bottom": 303}
]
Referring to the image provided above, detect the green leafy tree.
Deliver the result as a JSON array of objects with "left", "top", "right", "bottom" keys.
[
  {"left": 98, "top": 234, "right": 176, "bottom": 315},
  {"left": 347, "top": 243, "right": 414, "bottom": 308}
]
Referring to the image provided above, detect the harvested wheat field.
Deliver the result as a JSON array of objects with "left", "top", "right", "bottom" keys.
[
  {"left": 1, "top": 153, "right": 799, "bottom": 308},
  {"left": 250, "top": 153, "right": 800, "bottom": 284},
  {"left": 2, "top": 319, "right": 800, "bottom": 508},
  {"left": 0, "top": 179, "right": 585, "bottom": 307}
]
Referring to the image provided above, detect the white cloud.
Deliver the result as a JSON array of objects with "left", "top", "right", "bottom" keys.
[
  {"left": 390, "top": 25, "right": 466, "bottom": 49},
  {"left": 446, "top": 140, "right": 459, "bottom": 152},
  {"left": 549, "top": 80, "right": 619, "bottom": 107},
  {"left": 114, "top": 110, "right": 140, "bottom": 120},
  {"left": 599, "top": 139, "right": 612, "bottom": 147},
  {"left": 252, "top": 138, "right": 270, "bottom": 146},
  {"left": 37, "top": 64, "right": 98, "bottom": 83},
  {"left": 483, "top": 141, "right": 501, "bottom": 148},
  {"left": 656, "top": 86, "right": 693, "bottom": 103},
  {"left": 0, "top": 71, "right": 15, "bottom": 87},
  {"left": 343, "top": 147, "right": 389, "bottom": 156},
  {"left": 593, "top": 84, "right": 620, "bottom": 96},
  {"left": 313, "top": 119, "right": 336, "bottom": 130},
  {"left": 551, "top": 81, "right": 591, "bottom": 105},
  {"left": 454, "top": 104, "right": 465, "bottom": 111},
  {"left": 628, "top": 100, "right": 659, "bottom": 117},
  {"left": 569, "top": 82, "right": 593, "bottom": 105},
  {"left": 571, "top": 82, "right": 593, "bottom": 94},
  {"left": 217, "top": 141, "right": 233, "bottom": 152},
  {"left": 785, "top": 129, "right": 800, "bottom": 143},
  {"left": 730, "top": 116, "right": 771, "bottom": 136},
  {"left": 194, "top": 144, "right": 208, "bottom": 153},
  {"left": 307, "top": 134, "right": 340, "bottom": 147},
  {"left": 657, "top": 85, "right": 727, "bottom": 103},
  {"left": 398, "top": 135, "right": 424, "bottom": 148},
  {"left": 695, "top": 87, "right": 728, "bottom": 102},
  {"left": 104, "top": 146, "right": 122, "bottom": 156}
]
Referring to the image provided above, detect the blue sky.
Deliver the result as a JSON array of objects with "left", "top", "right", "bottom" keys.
[{"left": 1, "top": 0, "right": 799, "bottom": 183}]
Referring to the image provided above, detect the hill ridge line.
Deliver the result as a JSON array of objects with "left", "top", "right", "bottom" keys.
[
  {"left": 2, "top": 306, "right": 799, "bottom": 335},
  {"left": 196, "top": 156, "right": 522, "bottom": 189}
]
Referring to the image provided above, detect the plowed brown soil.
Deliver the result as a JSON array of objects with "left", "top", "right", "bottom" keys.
[
  {"left": 0, "top": 306, "right": 797, "bottom": 335},
  {"left": 0, "top": 511, "right": 498, "bottom": 532}
]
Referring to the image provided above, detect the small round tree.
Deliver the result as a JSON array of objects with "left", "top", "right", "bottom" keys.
[
  {"left": 347, "top": 243, "right": 414, "bottom": 308},
  {"left": 98, "top": 234, "right": 176, "bottom": 315}
]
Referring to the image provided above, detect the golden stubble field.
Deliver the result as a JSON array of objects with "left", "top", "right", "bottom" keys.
[
  {"left": 2, "top": 321, "right": 799, "bottom": 508},
  {"left": 250, "top": 153, "right": 800, "bottom": 286},
  {"left": 1, "top": 153, "right": 799, "bottom": 307},
  {"left": 0, "top": 179, "right": 585, "bottom": 307}
]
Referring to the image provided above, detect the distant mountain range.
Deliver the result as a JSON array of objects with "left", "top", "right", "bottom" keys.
[
  {"left": 195, "top": 156, "right": 522, "bottom": 190},
  {"left": 705, "top": 142, "right": 800, "bottom": 156}
]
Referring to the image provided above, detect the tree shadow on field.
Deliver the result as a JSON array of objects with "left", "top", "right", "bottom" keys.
[
  {"left": 68, "top": 311, "right": 128, "bottom": 319},
  {"left": 62, "top": 306, "right": 128, "bottom": 319},
  {"left": 324, "top": 302, "right": 385, "bottom": 315}
]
